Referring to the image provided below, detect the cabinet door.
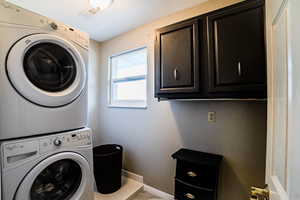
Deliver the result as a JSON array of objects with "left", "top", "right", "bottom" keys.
[
  {"left": 155, "top": 19, "right": 200, "bottom": 95},
  {"left": 207, "top": 0, "right": 266, "bottom": 93}
]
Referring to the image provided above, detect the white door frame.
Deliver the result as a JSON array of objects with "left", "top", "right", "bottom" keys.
[
  {"left": 266, "top": 0, "right": 289, "bottom": 199},
  {"left": 266, "top": 0, "right": 300, "bottom": 199}
]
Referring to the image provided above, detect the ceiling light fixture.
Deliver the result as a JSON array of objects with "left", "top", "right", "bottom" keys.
[{"left": 89, "top": 0, "right": 113, "bottom": 14}]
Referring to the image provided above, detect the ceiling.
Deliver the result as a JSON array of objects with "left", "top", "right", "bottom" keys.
[{"left": 7, "top": 0, "right": 207, "bottom": 41}]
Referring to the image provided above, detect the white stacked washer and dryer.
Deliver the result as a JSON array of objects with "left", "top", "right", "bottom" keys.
[{"left": 0, "top": 1, "right": 94, "bottom": 200}]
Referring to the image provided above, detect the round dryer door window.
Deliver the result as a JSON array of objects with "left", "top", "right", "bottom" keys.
[
  {"left": 14, "top": 152, "right": 91, "bottom": 200},
  {"left": 6, "top": 34, "right": 86, "bottom": 107},
  {"left": 23, "top": 43, "right": 77, "bottom": 92}
]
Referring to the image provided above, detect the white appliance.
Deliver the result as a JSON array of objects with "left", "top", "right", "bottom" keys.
[
  {"left": 0, "top": 128, "right": 94, "bottom": 200},
  {"left": 0, "top": 1, "right": 89, "bottom": 140}
]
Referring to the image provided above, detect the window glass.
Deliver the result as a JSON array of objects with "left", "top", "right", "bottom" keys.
[
  {"left": 111, "top": 48, "right": 147, "bottom": 79},
  {"left": 109, "top": 47, "right": 147, "bottom": 108},
  {"left": 113, "top": 79, "right": 146, "bottom": 101}
]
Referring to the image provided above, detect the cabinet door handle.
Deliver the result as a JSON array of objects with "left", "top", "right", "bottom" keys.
[
  {"left": 174, "top": 69, "right": 179, "bottom": 80},
  {"left": 187, "top": 171, "right": 197, "bottom": 177},
  {"left": 238, "top": 62, "right": 242, "bottom": 76},
  {"left": 185, "top": 193, "right": 195, "bottom": 199}
]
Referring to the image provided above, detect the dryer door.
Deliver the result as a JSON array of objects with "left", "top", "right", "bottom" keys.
[
  {"left": 6, "top": 34, "right": 86, "bottom": 107},
  {"left": 14, "top": 152, "right": 91, "bottom": 200}
]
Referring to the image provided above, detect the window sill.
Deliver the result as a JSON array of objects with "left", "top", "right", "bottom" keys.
[{"left": 108, "top": 104, "right": 147, "bottom": 109}]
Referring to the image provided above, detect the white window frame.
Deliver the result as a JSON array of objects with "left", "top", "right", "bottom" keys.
[{"left": 108, "top": 47, "right": 148, "bottom": 109}]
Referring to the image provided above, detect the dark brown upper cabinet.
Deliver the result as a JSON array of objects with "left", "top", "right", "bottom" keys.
[
  {"left": 155, "top": 18, "right": 200, "bottom": 95},
  {"left": 154, "top": 0, "right": 266, "bottom": 100},
  {"left": 206, "top": 0, "right": 266, "bottom": 95}
]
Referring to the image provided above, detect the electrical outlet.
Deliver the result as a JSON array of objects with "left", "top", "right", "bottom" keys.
[{"left": 208, "top": 112, "right": 216, "bottom": 122}]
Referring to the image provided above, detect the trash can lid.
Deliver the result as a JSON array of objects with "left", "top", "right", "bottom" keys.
[{"left": 93, "top": 144, "right": 123, "bottom": 157}]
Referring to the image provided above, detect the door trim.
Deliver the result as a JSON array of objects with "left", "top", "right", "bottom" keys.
[{"left": 265, "top": 0, "right": 290, "bottom": 199}]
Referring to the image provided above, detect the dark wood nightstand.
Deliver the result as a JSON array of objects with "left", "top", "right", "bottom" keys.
[{"left": 172, "top": 149, "right": 223, "bottom": 200}]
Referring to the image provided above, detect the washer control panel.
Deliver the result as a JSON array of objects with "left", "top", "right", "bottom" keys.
[
  {"left": 1, "top": 128, "right": 92, "bottom": 169},
  {"left": 39, "top": 129, "right": 92, "bottom": 154}
]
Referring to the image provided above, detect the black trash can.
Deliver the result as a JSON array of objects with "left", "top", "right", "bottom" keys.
[{"left": 93, "top": 144, "right": 123, "bottom": 194}]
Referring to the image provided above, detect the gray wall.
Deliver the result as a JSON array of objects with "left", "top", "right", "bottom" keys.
[{"left": 88, "top": 1, "right": 267, "bottom": 200}]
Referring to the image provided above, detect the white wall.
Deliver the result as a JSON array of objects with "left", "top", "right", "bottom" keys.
[{"left": 88, "top": 0, "right": 267, "bottom": 199}]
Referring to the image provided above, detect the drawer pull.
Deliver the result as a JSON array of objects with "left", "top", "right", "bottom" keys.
[
  {"left": 174, "top": 68, "right": 179, "bottom": 80},
  {"left": 187, "top": 171, "right": 197, "bottom": 177},
  {"left": 238, "top": 62, "right": 242, "bottom": 76},
  {"left": 185, "top": 193, "right": 195, "bottom": 199}
]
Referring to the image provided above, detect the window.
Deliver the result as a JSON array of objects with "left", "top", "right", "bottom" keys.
[{"left": 108, "top": 47, "right": 147, "bottom": 108}]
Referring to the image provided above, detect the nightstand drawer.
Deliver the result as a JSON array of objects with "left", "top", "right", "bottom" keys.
[
  {"left": 176, "top": 160, "right": 218, "bottom": 190},
  {"left": 175, "top": 180, "right": 215, "bottom": 200}
]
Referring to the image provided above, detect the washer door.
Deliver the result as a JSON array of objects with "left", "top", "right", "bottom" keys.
[
  {"left": 6, "top": 34, "right": 86, "bottom": 107},
  {"left": 15, "top": 152, "right": 91, "bottom": 200}
]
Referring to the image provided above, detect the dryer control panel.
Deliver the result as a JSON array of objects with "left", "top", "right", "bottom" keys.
[
  {"left": 0, "top": 1, "right": 89, "bottom": 49},
  {"left": 51, "top": 22, "right": 89, "bottom": 49}
]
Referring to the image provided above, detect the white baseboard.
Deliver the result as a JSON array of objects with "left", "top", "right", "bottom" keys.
[
  {"left": 143, "top": 184, "right": 174, "bottom": 200},
  {"left": 122, "top": 169, "right": 144, "bottom": 183}
]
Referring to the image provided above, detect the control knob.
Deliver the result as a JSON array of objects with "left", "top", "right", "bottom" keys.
[
  {"left": 50, "top": 22, "right": 58, "bottom": 30},
  {"left": 53, "top": 138, "right": 62, "bottom": 146}
]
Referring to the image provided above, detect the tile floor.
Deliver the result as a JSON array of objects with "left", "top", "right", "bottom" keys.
[
  {"left": 130, "top": 190, "right": 164, "bottom": 200},
  {"left": 95, "top": 177, "right": 143, "bottom": 200},
  {"left": 95, "top": 177, "right": 163, "bottom": 200},
  {"left": 94, "top": 177, "right": 165, "bottom": 200}
]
